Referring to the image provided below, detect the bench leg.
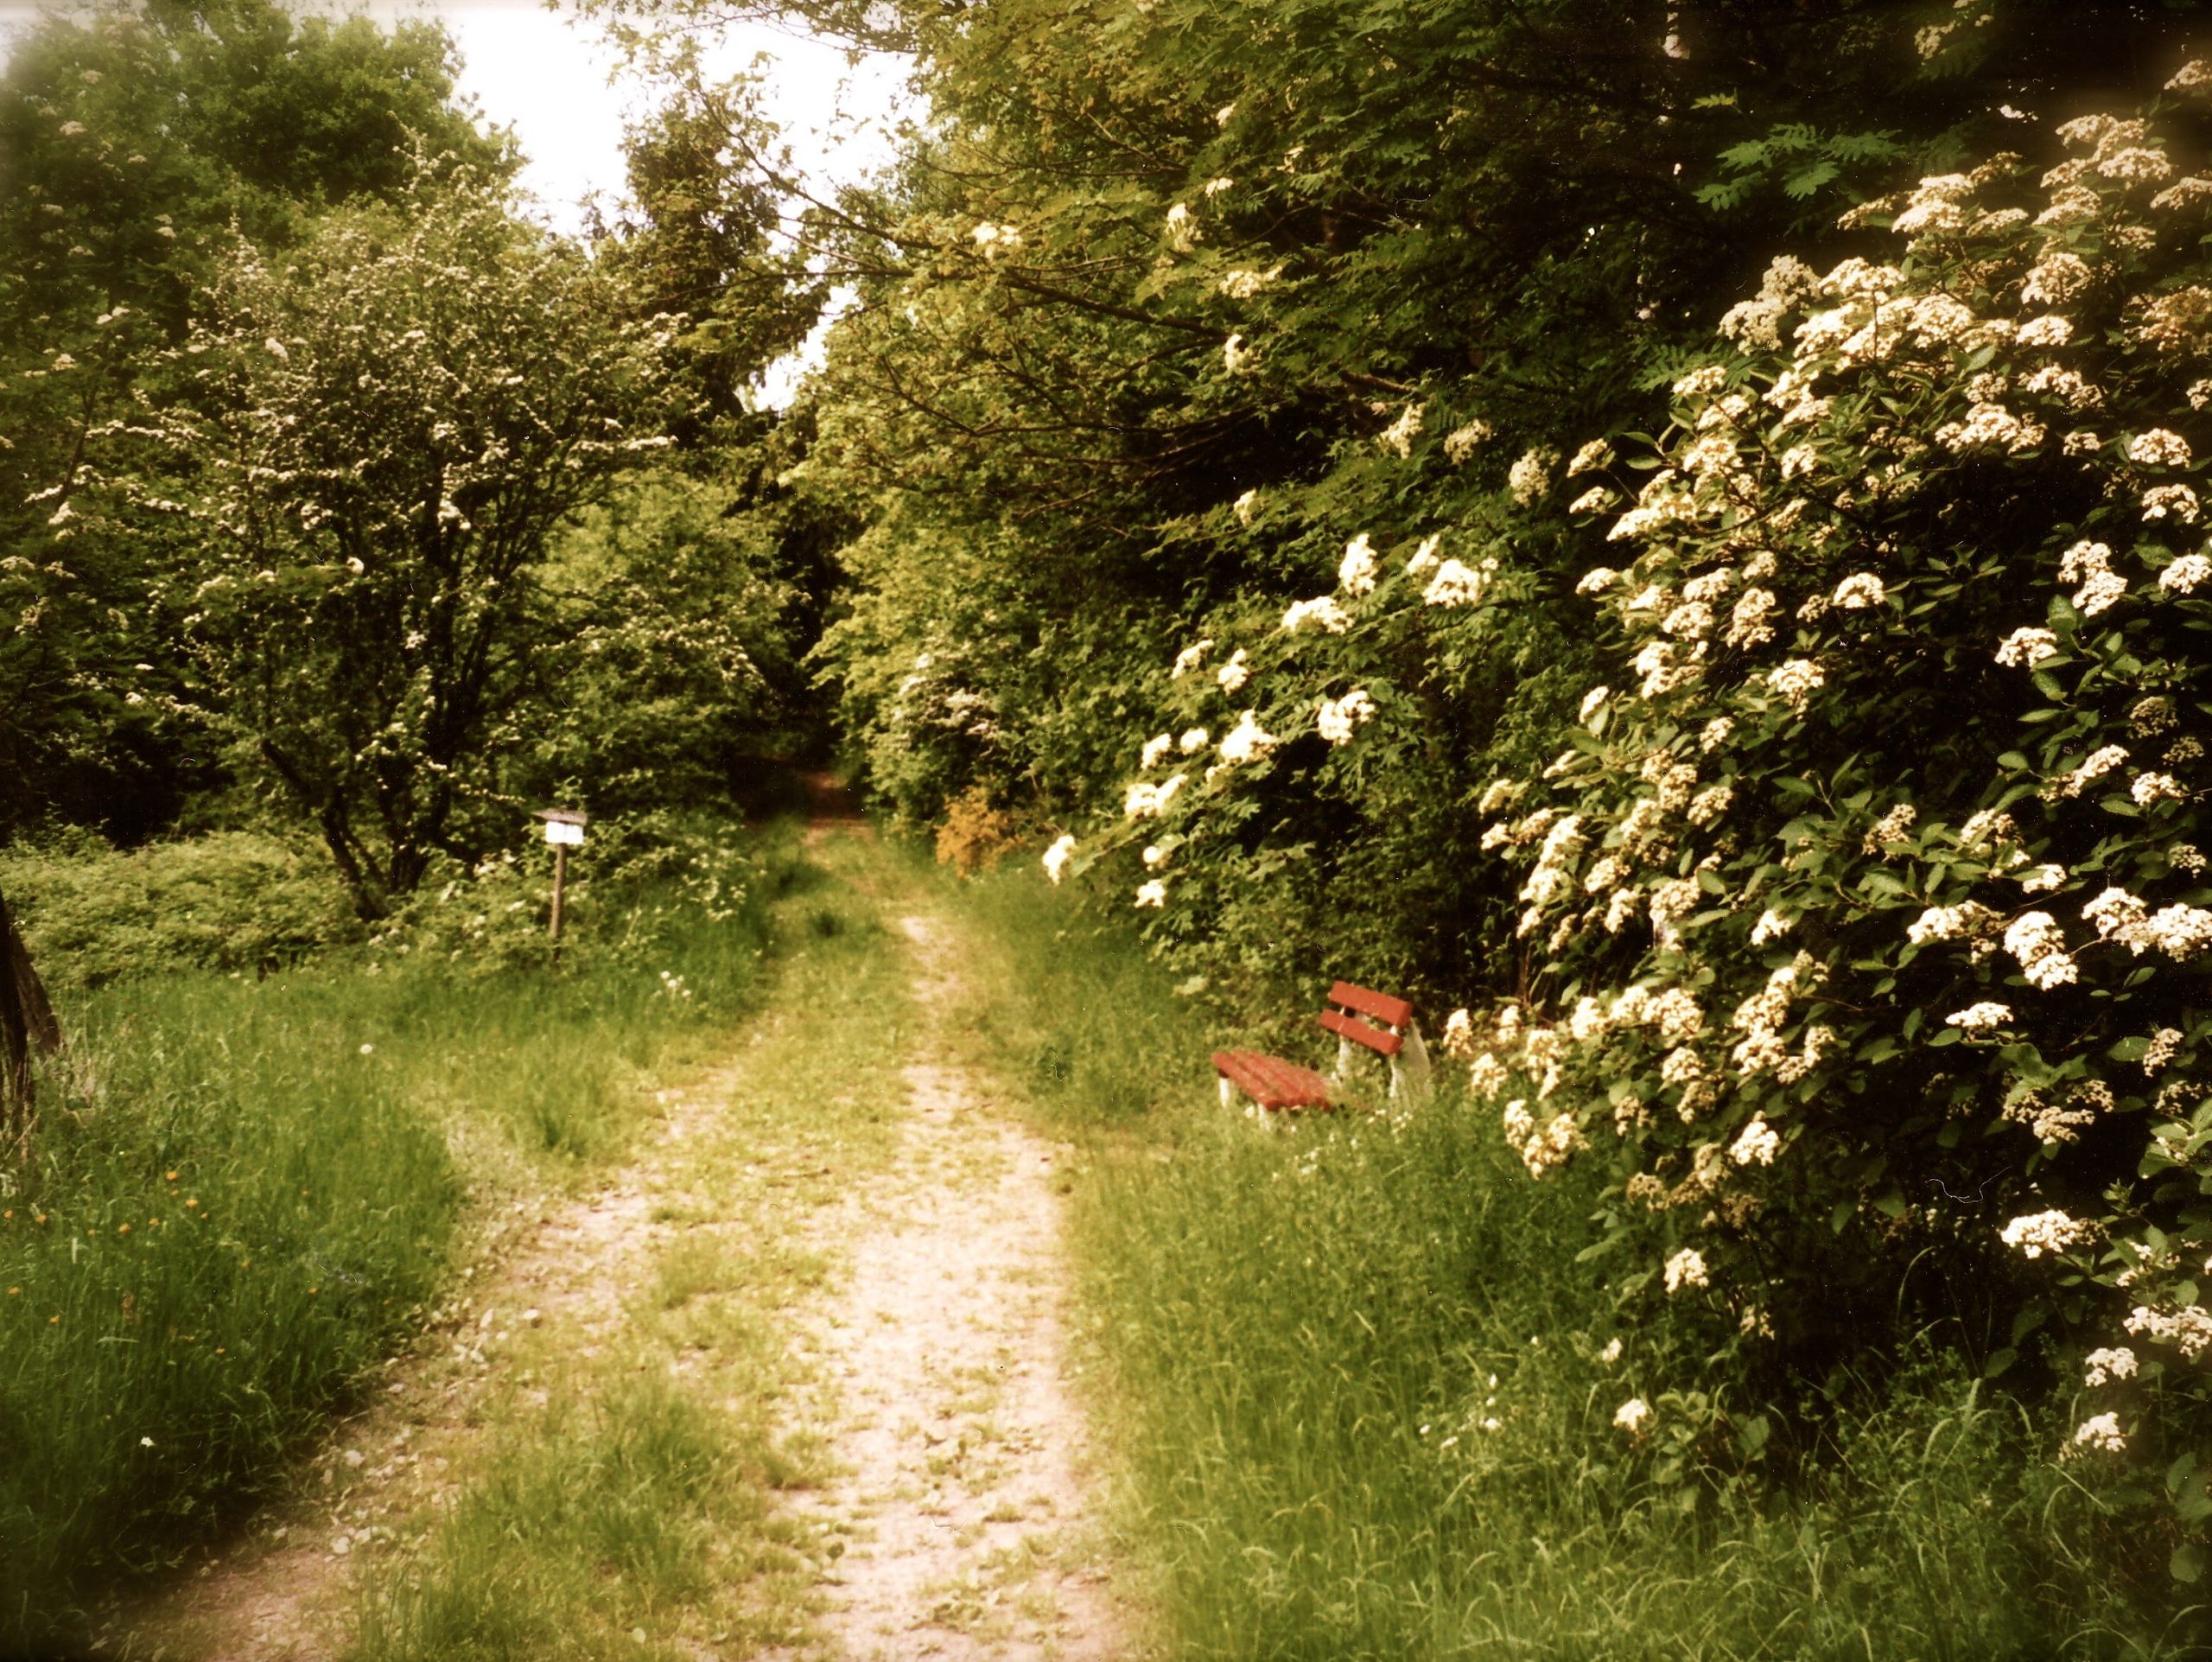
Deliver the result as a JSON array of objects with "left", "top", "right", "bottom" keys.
[{"left": 1388, "top": 1023, "right": 1434, "bottom": 1104}]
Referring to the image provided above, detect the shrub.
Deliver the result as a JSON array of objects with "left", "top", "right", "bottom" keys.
[
  {"left": 1088, "top": 68, "right": 2212, "bottom": 1602},
  {"left": 0, "top": 831, "right": 362, "bottom": 990},
  {"left": 934, "top": 786, "right": 1021, "bottom": 876}
]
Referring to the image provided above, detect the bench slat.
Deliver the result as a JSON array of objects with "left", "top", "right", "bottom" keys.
[
  {"left": 1212, "top": 1048, "right": 1333, "bottom": 1111},
  {"left": 1319, "top": 1008, "right": 1403, "bottom": 1057},
  {"left": 1328, "top": 981, "right": 1414, "bottom": 1030}
]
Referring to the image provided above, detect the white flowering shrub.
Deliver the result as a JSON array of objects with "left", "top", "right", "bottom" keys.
[{"left": 1109, "top": 86, "right": 2212, "bottom": 1555}]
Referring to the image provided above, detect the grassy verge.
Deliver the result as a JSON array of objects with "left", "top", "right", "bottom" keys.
[
  {"left": 0, "top": 824, "right": 789, "bottom": 1649},
  {"left": 947, "top": 866, "right": 2177, "bottom": 1661},
  {"left": 343, "top": 831, "right": 916, "bottom": 1660}
]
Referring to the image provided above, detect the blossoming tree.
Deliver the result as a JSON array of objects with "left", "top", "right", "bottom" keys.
[{"left": 87, "top": 160, "right": 683, "bottom": 918}]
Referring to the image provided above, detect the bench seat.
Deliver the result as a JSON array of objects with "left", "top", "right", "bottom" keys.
[{"left": 1210, "top": 1048, "right": 1335, "bottom": 1113}]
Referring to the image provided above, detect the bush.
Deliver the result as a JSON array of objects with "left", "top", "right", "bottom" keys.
[
  {"left": 0, "top": 830, "right": 362, "bottom": 990},
  {"left": 1089, "top": 75, "right": 2212, "bottom": 1612}
]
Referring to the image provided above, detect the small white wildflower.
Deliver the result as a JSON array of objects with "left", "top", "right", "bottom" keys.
[
  {"left": 2069, "top": 1411, "right": 2127, "bottom": 1455},
  {"left": 1663, "top": 1248, "right": 1710, "bottom": 1293},
  {"left": 1613, "top": 1397, "right": 1652, "bottom": 1434},
  {"left": 1134, "top": 880, "right": 1167, "bottom": 908}
]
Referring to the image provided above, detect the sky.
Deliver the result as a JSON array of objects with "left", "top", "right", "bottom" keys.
[{"left": 0, "top": 0, "right": 915, "bottom": 401}]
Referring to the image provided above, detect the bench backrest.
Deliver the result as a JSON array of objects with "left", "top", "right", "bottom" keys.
[{"left": 1317, "top": 980, "right": 1414, "bottom": 1056}]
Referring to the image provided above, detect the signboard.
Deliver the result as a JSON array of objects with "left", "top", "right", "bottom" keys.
[{"left": 536, "top": 808, "right": 588, "bottom": 848}]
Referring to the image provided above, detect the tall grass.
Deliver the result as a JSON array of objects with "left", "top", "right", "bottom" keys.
[
  {"left": 0, "top": 826, "right": 791, "bottom": 1647},
  {"left": 950, "top": 869, "right": 2190, "bottom": 1660}
]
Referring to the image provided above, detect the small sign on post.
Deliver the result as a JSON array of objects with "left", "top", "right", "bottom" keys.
[{"left": 534, "top": 809, "right": 588, "bottom": 953}]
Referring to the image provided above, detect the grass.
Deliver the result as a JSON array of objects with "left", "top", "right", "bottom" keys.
[
  {"left": 0, "top": 822, "right": 791, "bottom": 1650},
  {"left": 945, "top": 864, "right": 2199, "bottom": 1661},
  {"left": 343, "top": 831, "right": 918, "bottom": 1661}
]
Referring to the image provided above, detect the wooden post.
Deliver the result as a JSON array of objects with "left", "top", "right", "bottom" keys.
[{"left": 536, "top": 808, "right": 586, "bottom": 963}]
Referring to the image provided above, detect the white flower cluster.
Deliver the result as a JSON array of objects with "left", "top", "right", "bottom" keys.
[
  {"left": 1124, "top": 773, "right": 1186, "bottom": 818},
  {"left": 1443, "top": 418, "right": 1492, "bottom": 462},
  {"left": 1908, "top": 901, "right": 1999, "bottom": 946},
  {"left": 2083, "top": 1346, "right": 2138, "bottom": 1386},
  {"left": 1508, "top": 448, "right": 1555, "bottom": 506},
  {"left": 2082, "top": 884, "right": 2212, "bottom": 959},
  {"left": 1423, "top": 555, "right": 1498, "bottom": 608},
  {"left": 2161, "top": 553, "right": 2212, "bottom": 593},
  {"left": 1170, "top": 638, "right": 1213, "bottom": 678},
  {"left": 1999, "top": 1208, "right": 2089, "bottom": 1258},
  {"left": 1766, "top": 658, "right": 1825, "bottom": 715},
  {"left": 1831, "top": 571, "right": 1886, "bottom": 609},
  {"left": 1377, "top": 403, "right": 1424, "bottom": 457},
  {"left": 2126, "top": 1302, "right": 2212, "bottom": 1358},
  {"left": 1729, "top": 1116, "right": 1781, "bottom": 1166},
  {"left": 2069, "top": 1412, "right": 2128, "bottom": 1456},
  {"left": 1502, "top": 1098, "right": 1585, "bottom": 1178},
  {"left": 1718, "top": 255, "right": 1821, "bottom": 351},
  {"left": 2050, "top": 743, "right": 2127, "bottom": 799},
  {"left": 2004, "top": 910, "right": 2078, "bottom": 989},
  {"left": 1339, "top": 532, "right": 1378, "bottom": 594},
  {"left": 1217, "top": 709, "right": 1276, "bottom": 765},
  {"left": 2059, "top": 539, "right": 2126, "bottom": 614},
  {"left": 1945, "top": 1001, "right": 2012, "bottom": 1032},
  {"left": 1663, "top": 1247, "right": 1710, "bottom": 1293},
  {"left": 1315, "top": 688, "right": 1376, "bottom": 745},
  {"left": 1042, "top": 835, "right": 1076, "bottom": 884},
  {"left": 1281, "top": 595, "right": 1351, "bottom": 634}
]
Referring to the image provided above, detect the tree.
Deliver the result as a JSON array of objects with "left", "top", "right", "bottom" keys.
[
  {"left": 0, "top": 0, "right": 510, "bottom": 840},
  {"left": 0, "top": 883, "right": 60, "bottom": 1165},
  {"left": 88, "top": 160, "right": 684, "bottom": 918}
]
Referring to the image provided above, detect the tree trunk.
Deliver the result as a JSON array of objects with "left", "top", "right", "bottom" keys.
[{"left": 0, "top": 882, "right": 62, "bottom": 1165}]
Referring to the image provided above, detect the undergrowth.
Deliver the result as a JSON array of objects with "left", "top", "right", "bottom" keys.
[
  {"left": 948, "top": 864, "right": 2194, "bottom": 1660},
  {"left": 0, "top": 821, "right": 791, "bottom": 1648}
]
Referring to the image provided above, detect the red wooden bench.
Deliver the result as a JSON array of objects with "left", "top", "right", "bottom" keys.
[{"left": 1213, "top": 981, "right": 1430, "bottom": 1119}]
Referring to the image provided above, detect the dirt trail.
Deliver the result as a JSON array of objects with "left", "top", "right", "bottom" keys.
[
  {"left": 93, "top": 835, "right": 1131, "bottom": 1662},
  {"left": 768, "top": 914, "right": 1126, "bottom": 1662},
  {"left": 92, "top": 1073, "right": 740, "bottom": 1661}
]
